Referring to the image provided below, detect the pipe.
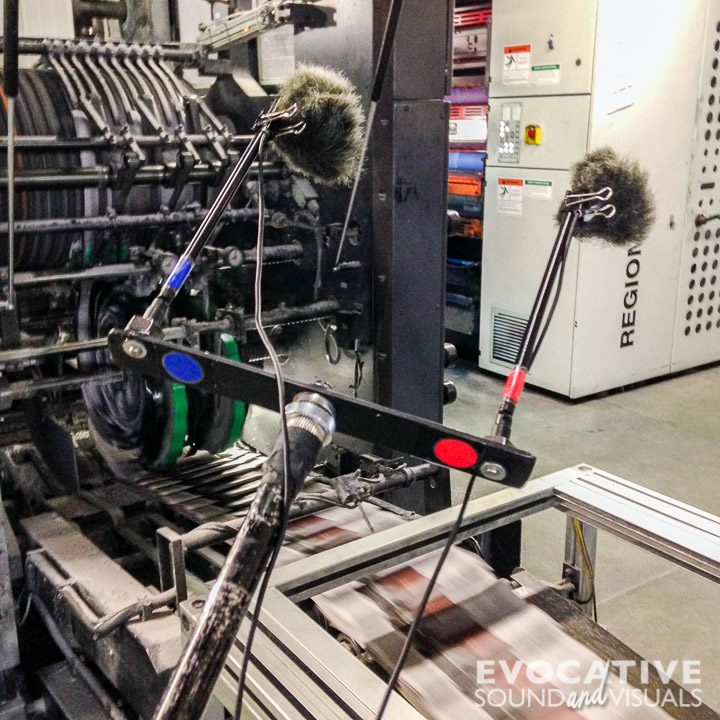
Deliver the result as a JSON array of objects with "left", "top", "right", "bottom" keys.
[
  {"left": 74, "top": 0, "right": 128, "bottom": 23},
  {"left": 246, "top": 299, "right": 339, "bottom": 329}
]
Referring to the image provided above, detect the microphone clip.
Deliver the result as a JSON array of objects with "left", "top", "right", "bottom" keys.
[
  {"left": 562, "top": 186, "right": 616, "bottom": 225},
  {"left": 253, "top": 100, "right": 306, "bottom": 138}
]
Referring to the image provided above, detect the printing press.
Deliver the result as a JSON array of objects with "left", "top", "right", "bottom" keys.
[{"left": 0, "top": 1, "right": 717, "bottom": 719}]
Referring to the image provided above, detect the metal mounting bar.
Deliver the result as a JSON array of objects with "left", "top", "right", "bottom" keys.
[{"left": 108, "top": 329, "right": 536, "bottom": 487}]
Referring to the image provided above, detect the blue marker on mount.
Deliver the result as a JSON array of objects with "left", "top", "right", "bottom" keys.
[
  {"left": 167, "top": 258, "right": 193, "bottom": 291},
  {"left": 163, "top": 352, "right": 204, "bottom": 384}
]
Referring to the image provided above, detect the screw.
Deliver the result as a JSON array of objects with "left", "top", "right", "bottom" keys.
[
  {"left": 480, "top": 462, "right": 507, "bottom": 482},
  {"left": 122, "top": 339, "right": 147, "bottom": 359},
  {"left": 191, "top": 599, "right": 205, "bottom": 609}
]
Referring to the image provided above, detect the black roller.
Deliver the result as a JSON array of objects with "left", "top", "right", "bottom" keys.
[
  {"left": 82, "top": 287, "right": 172, "bottom": 473},
  {"left": 0, "top": 68, "right": 86, "bottom": 270}
]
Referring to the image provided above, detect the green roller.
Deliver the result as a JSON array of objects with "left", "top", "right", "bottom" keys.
[
  {"left": 219, "top": 333, "right": 248, "bottom": 448},
  {"left": 154, "top": 382, "right": 189, "bottom": 468}
]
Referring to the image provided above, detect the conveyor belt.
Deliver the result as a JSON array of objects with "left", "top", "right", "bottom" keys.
[
  {"left": 275, "top": 504, "right": 714, "bottom": 720},
  {"left": 128, "top": 452, "right": 717, "bottom": 719}
]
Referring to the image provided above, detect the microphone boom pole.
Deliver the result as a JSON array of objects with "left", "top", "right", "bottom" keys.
[
  {"left": 492, "top": 188, "right": 614, "bottom": 440},
  {"left": 129, "top": 103, "right": 304, "bottom": 336}
]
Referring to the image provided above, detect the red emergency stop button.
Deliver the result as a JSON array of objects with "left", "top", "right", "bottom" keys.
[{"left": 524, "top": 124, "right": 542, "bottom": 144}]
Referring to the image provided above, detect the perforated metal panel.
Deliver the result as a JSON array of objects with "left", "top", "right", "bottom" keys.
[{"left": 672, "top": 11, "right": 720, "bottom": 370}]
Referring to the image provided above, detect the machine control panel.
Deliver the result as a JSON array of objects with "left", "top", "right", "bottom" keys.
[{"left": 497, "top": 102, "right": 522, "bottom": 163}]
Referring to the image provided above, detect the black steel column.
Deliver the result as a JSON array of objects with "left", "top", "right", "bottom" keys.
[{"left": 372, "top": 0, "right": 453, "bottom": 514}]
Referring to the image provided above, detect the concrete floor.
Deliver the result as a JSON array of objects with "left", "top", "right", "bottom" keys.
[{"left": 444, "top": 361, "right": 720, "bottom": 711}]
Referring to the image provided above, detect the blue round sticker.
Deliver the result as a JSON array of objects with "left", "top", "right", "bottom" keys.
[{"left": 162, "top": 352, "right": 204, "bottom": 384}]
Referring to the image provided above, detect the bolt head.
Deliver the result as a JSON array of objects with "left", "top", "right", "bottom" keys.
[
  {"left": 480, "top": 461, "right": 507, "bottom": 482},
  {"left": 122, "top": 339, "right": 147, "bottom": 359}
]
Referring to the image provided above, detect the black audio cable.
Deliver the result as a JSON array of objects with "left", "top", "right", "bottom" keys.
[{"left": 372, "top": 474, "right": 478, "bottom": 720}]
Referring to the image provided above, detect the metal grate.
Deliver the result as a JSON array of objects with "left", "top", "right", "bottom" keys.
[
  {"left": 491, "top": 308, "right": 527, "bottom": 365},
  {"left": 684, "top": 19, "right": 720, "bottom": 337}
]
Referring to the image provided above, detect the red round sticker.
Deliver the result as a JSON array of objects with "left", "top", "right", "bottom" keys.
[{"left": 433, "top": 438, "right": 478, "bottom": 469}]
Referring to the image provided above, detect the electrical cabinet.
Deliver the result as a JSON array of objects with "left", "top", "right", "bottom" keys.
[{"left": 480, "top": 0, "right": 718, "bottom": 397}]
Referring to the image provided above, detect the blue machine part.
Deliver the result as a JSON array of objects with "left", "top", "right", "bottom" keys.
[{"left": 162, "top": 352, "right": 205, "bottom": 384}]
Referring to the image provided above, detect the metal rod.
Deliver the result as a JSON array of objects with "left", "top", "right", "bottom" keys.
[
  {"left": 0, "top": 337, "right": 109, "bottom": 366},
  {"left": 6, "top": 96, "right": 15, "bottom": 309},
  {"left": 334, "top": 100, "right": 376, "bottom": 268},
  {"left": 3, "top": 0, "right": 19, "bottom": 308},
  {"left": 0, "top": 161, "right": 281, "bottom": 189},
  {"left": 0, "top": 207, "right": 262, "bottom": 236},
  {"left": 0, "top": 299, "right": 330, "bottom": 369},
  {"left": 0, "top": 133, "right": 252, "bottom": 151},
  {"left": 13, "top": 264, "right": 147, "bottom": 286},
  {"left": 334, "top": 0, "right": 405, "bottom": 267},
  {"left": 0, "top": 370, "right": 122, "bottom": 402},
  {"left": 31, "top": 595, "right": 130, "bottom": 720}
]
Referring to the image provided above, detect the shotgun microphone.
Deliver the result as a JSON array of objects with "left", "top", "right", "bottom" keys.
[
  {"left": 564, "top": 147, "right": 655, "bottom": 246},
  {"left": 493, "top": 148, "right": 655, "bottom": 440},
  {"left": 272, "top": 64, "right": 365, "bottom": 186},
  {"left": 131, "top": 64, "right": 365, "bottom": 333}
]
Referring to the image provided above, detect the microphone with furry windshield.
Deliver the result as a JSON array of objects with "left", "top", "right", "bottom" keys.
[
  {"left": 491, "top": 147, "right": 655, "bottom": 441},
  {"left": 128, "top": 64, "right": 365, "bottom": 337}
]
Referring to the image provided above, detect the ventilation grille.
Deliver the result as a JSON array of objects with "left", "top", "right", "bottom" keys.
[
  {"left": 685, "top": 19, "right": 720, "bottom": 337},
  {"left": 491, "top": 309, "right": 527, "bottom": 365}
]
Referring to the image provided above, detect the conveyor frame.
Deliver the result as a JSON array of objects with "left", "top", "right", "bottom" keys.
[{"left": 180, "top": 464, "right": 720, "bottom": 719}]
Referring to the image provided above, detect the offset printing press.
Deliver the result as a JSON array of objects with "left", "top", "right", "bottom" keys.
[{"left": 0, "top": 2, "right": 718, "bottom": 720}]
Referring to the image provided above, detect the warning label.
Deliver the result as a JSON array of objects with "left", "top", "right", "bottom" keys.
[
  {"left": 497, "top": 178, "right": 524, "bottom": 215},
  {"left": 503, "top": 44, "right": 531, "bottom": 85}
]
